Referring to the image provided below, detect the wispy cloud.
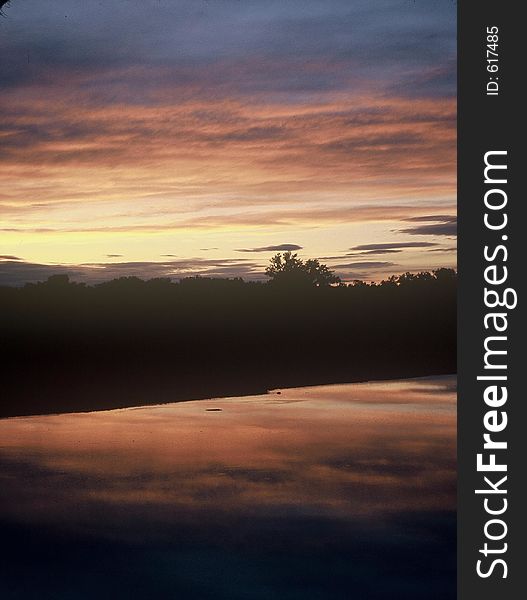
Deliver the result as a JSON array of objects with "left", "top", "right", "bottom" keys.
[
  {"left": 0, "top": 254, "right": 23, "bottom": 261},
  {"left": 428, "top": 247, "right": 457, "bottom": 253},
  {"left": 236, "top": 244, "right": 302, "bottom": 253},
  {"left": 398, "top": 216, "right": 457, "bottom": 237},
  {"left": 350, "top": 242, "right": 438, "bottom": 252},
  {"left": 333, "top": 261, "right": 395, "bottom": 270}
]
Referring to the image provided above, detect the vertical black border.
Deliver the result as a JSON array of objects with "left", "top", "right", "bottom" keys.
[{"left": 458, "top": 1, "right": 523, "bottom": 597}]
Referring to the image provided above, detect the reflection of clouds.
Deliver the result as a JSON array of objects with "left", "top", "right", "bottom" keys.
[
  {"left": 0, "top": 377, "right": 456, "bottom": 540},
  {"left": 0, "top": 377, "right": 456, "bottom": 598}
]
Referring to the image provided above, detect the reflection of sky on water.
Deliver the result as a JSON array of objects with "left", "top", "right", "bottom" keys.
[{"left": 0, "top": 377, "right": 456, "bottom": 599}]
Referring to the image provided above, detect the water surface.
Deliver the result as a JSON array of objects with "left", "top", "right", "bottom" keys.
[{"left": 0, "top": 377, "right": 456, "bottom": 599}]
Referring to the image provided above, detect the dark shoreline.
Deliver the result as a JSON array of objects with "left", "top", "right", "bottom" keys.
[{"left": 1, "top": 365, "right": 456, "bottom": 419}]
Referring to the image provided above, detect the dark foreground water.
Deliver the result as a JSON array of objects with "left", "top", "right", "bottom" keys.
[{"left": 0, "top": 377, "right": 456, "bottom": 599}]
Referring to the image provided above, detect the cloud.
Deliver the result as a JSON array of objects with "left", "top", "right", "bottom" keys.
[
  {"left": 322, "top": 132, "right": 426, "bottom": 155},
  {"left": 0, "top": 258, "right": 265, "bottom": 287},
  {"left": 404, "top": 215, "right": 455, "bottom": 222},
  {"left": 0, "top": 260, "right": 79, "bottom": 287},
  {"left": 236, "top": 244, "right": 302, "bottom": 253},
  {"left": 389, "top": 59, "right": 456, "bottom": 100},
  {"left": 0, "top": 254, "right": 23, "bottom": 260},
  {"left": 350, "top": 249, "right": 402, "bottom": 256},
  {"left": 398, "top": 216, "right": 457, "bottom": 237},
  {"left": 332, "top": 261, "right": 395, "bottom": 270},
  {"left": 428, "top": 247, "right": 457, "bottom": 253},
  {"left": 344, "top": 241, "right": 445, "bottom": 258},
  {"left": 350, "top": 242, "right": 437, "bottom": 251}
]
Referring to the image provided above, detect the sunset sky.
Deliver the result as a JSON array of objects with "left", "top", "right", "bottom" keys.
[{"left": 0, "top": 0, "right": 456, "bottom": 285}]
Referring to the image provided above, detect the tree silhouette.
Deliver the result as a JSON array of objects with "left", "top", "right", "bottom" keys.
[
  {"left": 382, "top": 268, "right": 456, "bottom": 287},
  {"left": 265, "top": 252, "right": 341, "bottom": 287}
]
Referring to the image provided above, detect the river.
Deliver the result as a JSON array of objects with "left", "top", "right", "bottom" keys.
[{"left": 0, "top": 376, "right": 456, "bottom": 599}]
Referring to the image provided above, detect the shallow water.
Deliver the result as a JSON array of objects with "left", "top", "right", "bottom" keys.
[{"left": 0, "top": 377, "right": 456, "bottom": 599}]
